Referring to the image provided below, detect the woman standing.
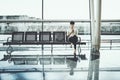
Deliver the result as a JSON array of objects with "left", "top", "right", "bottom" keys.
[{"left": 67, "top": 21, "right": 78, "bottom": 58}]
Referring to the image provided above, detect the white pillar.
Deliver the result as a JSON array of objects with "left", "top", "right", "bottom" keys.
[
  {"left": 95, "top": 0, "right": 101, "bottom": 49},
  {"left": 87, "top": 0, "right": 102, "bottom": 80},
  {"left": 87, "top": 0, "right": 95, "bottom": 80},
  {"left": 94, "top": 0, "right": 101, "bottom": 80}
]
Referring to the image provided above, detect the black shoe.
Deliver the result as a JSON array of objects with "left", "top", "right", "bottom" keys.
[{"left": 74, "top": 57, "right": 78, "bottom": 61}]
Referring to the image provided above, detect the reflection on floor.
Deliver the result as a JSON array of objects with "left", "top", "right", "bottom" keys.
[
  {"left": 0, "top": 50, "right": 120, "bottom": 80},
  {"left": 1, "top": 54, "right": 87, "bottom": 65}
]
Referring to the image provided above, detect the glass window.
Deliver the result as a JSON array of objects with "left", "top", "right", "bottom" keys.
[{"left": 44, "top": 0, "right": 89, "bottom": 19}]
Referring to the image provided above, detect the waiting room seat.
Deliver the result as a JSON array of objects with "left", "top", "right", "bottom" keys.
[
  {"left": 39, "top": 31, "right": 51, "bottom": 42},
  {"left": 12, "top": 32, "right": 24, "bottom": 43},
  {"left": 25, "top": 32, "right": 37, "bottom": 42},
  {"left": 53, "top": 31, "right": 66, "bottom": 42}
]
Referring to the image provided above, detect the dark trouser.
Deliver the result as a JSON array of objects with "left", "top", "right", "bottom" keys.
[{"left": 69, "top": 35, "right": 78, "bottom": 50}]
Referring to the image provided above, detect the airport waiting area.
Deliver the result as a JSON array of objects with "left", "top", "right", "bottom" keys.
[{"left": 0, "top": 0, "right": 120, "bottom": 80}]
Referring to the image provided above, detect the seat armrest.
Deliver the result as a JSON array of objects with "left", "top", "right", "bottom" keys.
[
  {"left": 78, "top": 37, "right": 81, "bottom": 42},
  {"left": 7, "top": 37, "right": 12, "bottom": 42}
]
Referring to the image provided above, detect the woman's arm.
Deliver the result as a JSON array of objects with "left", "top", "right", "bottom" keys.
[{"left": 67, "top": 29, "right": 74, "bottom": 37}]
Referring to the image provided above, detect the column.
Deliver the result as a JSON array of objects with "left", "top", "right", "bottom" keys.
[{"left": 87, "top": 0, "right": 102, "bottom": 80}]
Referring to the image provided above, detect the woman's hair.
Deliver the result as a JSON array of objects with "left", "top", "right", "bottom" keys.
[{"left": 70, "top": 21, "right": 75, "bottom": 25}]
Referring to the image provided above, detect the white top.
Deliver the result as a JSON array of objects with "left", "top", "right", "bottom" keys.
[{"left": 67, "top": 28, "right": 78, "bottom": 38}]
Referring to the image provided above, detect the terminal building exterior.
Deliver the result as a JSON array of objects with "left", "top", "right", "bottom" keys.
[
  {"left": 0, "top": 15, "right": 120, "bottom": 35},
  {"left": 0, "top": 15, "right": 41, "bottom": 33}
]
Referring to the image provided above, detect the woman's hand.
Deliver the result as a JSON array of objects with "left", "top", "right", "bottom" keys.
[{"left": 72, "top": 29, "right": 74, "bottom": 33}]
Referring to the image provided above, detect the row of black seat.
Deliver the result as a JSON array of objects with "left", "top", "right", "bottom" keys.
[{"left": 11, "top": 31, "right": 67, "bottom": 43}]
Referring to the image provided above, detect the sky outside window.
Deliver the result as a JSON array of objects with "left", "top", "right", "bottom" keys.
[{"left": 0, "top": 0, "right": 120, "bottom": 19}]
